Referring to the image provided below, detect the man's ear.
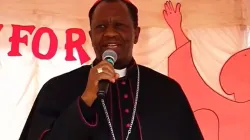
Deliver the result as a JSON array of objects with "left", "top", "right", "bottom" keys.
[{"left": 134, "top": 27, "right": 140, "bottom": 44}]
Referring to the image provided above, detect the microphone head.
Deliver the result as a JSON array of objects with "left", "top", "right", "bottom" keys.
[{"left": 102, "top": 49, "right": 117, "bottom": 65}]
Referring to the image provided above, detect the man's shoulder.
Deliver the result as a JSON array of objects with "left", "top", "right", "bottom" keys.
[
  {"left": 36, "top": 65, "right": 91, "bottom": 103},
  {"left": 138, "top": 65, "right": 187, "bottom": 106},
  {"left": 138, "top": 65, "right": 179, "bottom": 86},
  {"left": 43, "top": 65, "right": 91, "bottom": 88}
]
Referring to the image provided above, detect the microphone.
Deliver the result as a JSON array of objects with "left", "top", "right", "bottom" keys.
[{"left": 97, "top": 49, "right": 118, "bottom": 99}]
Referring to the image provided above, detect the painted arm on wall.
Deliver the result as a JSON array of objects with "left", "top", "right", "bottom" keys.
[
  {"left": 163, "top": 2, "right": 220, "bottom": 139},
  {"left": 163, "top": 1, "right": 189, "bottom": 49}
]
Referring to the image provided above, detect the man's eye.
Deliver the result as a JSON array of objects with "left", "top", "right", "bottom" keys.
[{"left": 96, "top": 25, "right": 105, "bottom": 28}]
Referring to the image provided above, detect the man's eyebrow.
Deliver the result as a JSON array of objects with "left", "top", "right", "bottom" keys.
[{"left": 92, "top": 17, "right": 128, "bottom": 23}]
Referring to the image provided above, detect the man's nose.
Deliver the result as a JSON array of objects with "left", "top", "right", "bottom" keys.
[{"left": 104, "top": 26, "right": 118, "bottom": 37}]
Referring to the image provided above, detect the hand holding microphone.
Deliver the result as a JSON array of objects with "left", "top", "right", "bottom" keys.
[{"left": 81, "top": 50, "right": 118, "bottom": 107}]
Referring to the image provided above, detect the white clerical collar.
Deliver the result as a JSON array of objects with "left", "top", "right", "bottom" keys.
[{"left": 115, "top": 68, "right": 126, "bottom": 78}]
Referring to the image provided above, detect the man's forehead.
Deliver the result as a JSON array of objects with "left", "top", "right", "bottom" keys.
[
  {"left": 91, "top": 16, "right": 129, "bottom": 23},
  {"left": 92, "top": 2, "right": 130, "bottom": 19},
  {"left": 93, "top": 0, "right": 132, "bottom": 6}
]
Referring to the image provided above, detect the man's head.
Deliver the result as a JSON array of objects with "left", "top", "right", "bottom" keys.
[{"left": 88, "top": 0, "right": 140, "bottom": 69}]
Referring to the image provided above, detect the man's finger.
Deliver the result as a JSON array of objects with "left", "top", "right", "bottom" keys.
[
  {"left": 115, "top": 73, "right": 120, "bottom": 79},
  {"left": 97, "top": 73, "right": 115, "bottom": 83},
  {"left": 95, "top": 66, "right": 114, "bottom": 77},
  {"left": 97, "top": 61, "right": 115, "bottom": 73}
]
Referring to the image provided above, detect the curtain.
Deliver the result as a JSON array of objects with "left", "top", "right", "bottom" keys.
[{"left": 0, "top": 0, "right": 250, "bottom": 139}]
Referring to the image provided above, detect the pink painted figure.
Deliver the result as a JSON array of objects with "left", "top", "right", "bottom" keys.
[
  {"left": 219, "top": 48, "right": 250, "bottom": 102},
  {"left": 163, "top": 1, "right": 250, "bottom": 140}
]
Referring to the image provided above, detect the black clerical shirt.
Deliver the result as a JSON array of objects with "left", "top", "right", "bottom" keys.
[{"left": 19, "top": 58, "right": 204, "bottom": 140}]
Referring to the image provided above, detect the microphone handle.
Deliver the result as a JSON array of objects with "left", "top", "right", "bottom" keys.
[{"left": 97, "top": 80, "right": 110, "bottom": 99}]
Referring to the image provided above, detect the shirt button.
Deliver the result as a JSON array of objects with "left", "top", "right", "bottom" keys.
[
  {"left": 126, "top": 124, "right": 130, "bottom": 128},
  {"left": 121, "top": 81, "right": 126, "bottom": 85},
  {"left": 124, "top": 94, "right": 128, "bottom": 99},
  {"left": 125, "top": 109, "right": 129, "bottom": 113}
]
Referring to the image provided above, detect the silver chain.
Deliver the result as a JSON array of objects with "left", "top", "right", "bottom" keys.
[{"left": 91, "top": 64, "right": 140, "bottom": 140}]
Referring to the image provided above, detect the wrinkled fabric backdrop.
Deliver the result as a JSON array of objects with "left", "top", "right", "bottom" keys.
[{"left": 0, "top": 0, "right": 250, "bottom": 139}]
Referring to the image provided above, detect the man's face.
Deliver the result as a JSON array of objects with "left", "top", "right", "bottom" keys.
[{"left": 89, "top": 1, "right": 140, "bottom": 69}]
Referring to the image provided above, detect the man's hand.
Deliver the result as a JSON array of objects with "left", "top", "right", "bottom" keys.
[
  {"left": 81, "top": 60, "right": 119, "bottom": 107},
  {"left": 163, "top": 1, "right": 182, "bottom": 30}
]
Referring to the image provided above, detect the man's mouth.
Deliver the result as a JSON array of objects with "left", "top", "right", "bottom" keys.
[{"left": 106, "top": 43, "right": 119, "bottom": 49}]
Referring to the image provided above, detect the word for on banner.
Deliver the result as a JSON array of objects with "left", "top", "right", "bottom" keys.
[{"left": 0, "top": 24, "right": 90, "bottom": 64}]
